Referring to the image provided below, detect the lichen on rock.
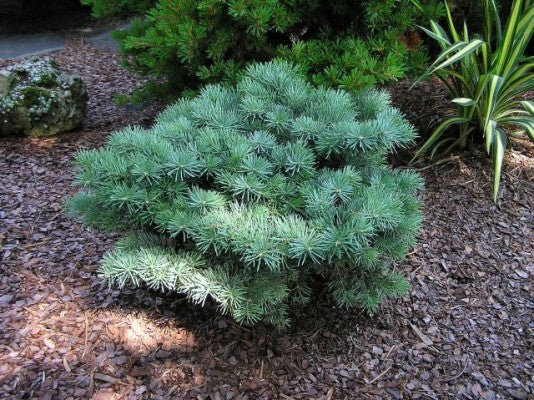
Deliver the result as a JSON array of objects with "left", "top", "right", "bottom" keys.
[{"left": 0, "top": 58, "right": 88, "bottom": 137}]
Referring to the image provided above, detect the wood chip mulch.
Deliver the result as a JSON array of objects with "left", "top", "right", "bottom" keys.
[{"left": 1, "top": 40, "right": 533, "bottom": 400}]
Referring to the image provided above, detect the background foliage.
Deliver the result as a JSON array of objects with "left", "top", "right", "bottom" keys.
[
  {"left": 82, "top": 0, "right": 445, "bottom": 102},
  {"left": 81, "top": 0, "right": 155, "bottom": 17},
  {"left": 68, "top": 62, "right": 423, "bottom": 328}
]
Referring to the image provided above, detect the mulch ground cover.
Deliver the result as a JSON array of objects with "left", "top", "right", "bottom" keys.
[{"left": 1, "top": 39, "right": 533, "bottom": 400}]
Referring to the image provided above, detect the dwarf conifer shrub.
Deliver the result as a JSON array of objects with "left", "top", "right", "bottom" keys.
[{"left": 68, "top": 62, "right": 423, "bottom": 328}]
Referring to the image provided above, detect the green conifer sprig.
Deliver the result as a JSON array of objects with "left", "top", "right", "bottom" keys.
[
  {"left": 84, "top": 0, "right": 445, "bottom": 102},
  {"left": 68, "top": 61, "right": 423, "bottom": 328}
]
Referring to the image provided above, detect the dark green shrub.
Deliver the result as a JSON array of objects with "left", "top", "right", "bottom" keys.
[
  {"left": 278, "top": 34, "right": 423, "bottom": 92},
  {"left": 83, "top": 0, "right": 445, "bottom": 102},
  {"left": 81, "top": 0, "right": 155, "bottom": 17},
  {"left": 68, "top": 62, "right": 423, "bottom": 328}
]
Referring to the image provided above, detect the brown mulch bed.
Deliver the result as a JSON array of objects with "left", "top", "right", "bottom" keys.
[
  {"left": 1, "top": 42, "right": 533, "bottom": 400},
  {"left": 387, "top": 78, "right": 450, "bottom": 141}
]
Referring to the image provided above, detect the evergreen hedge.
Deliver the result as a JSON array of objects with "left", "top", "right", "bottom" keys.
[
  {"left": 81, "top": 0, "right": 154, "bottom": 17},
  {"left": 82, "top": 0, "right": 445, "bottom": 102},
  {"left": 68, "top": 62, "right": 423, "bottom": 328}
]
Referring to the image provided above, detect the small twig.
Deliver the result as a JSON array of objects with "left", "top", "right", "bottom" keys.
[
  {"left": 94, "top": 373, "right": 127, "bottom": 386},
  {"left": 81, "top": 311, "right": 89, "bottom": 359},
  {"left": 442, "top": 359, "right": 468, "bottom": 382},
  {"left": 166, "top": 385, "right": 179, "bottom": 397},
  {"left": 414, "top": 155, "right": 461, "bottom": 171},
  {"left": 280, "top": 394, "right": 296, "bottom": 400},
  {"left": 410, "top": 264, "right": 424, "bottom": 276},
  {"left": 325, "top": 388, "right": 334, "bottom": 400},
  {"left": 88, "top": 371, "right": 94, "bottom": 394},
  {"left": 368, "top": 364, "right": 393, "bottom": 385},
  {"left": 409, "top": 322, "right": 433, "bottom": 346},
  {"left": 0, "top": 344, "right": 15, "bottom": 353},
  {"left": 22, "top": 307, "right": 39, "bottom": 317},
  {"left": 63, "top": 356, "right": 72, "bottom": 373},
  {"left": 384, "top": 344, "right": 396, "bottom": 360},
  {"left": 22, "top": 241, "right": 48, "bottom": 250},
  {"left": 309, "top": 329, "right": 320, "bottom": 341},
  {"left": 259, "top": 359, "right": 264, "bottom": 380}
]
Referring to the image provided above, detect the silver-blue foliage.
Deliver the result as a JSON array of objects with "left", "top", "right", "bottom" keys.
[{"left": 68, "top": 61, "right": 423, "bottom": 328}]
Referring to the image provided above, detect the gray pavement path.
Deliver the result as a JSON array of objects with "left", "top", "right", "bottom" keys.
[
  {"left": 0, "top": 31, "right": 64, "bottom": 59},
  {"left": 0, "top": 23, "right": 129, "bottom": 59}
]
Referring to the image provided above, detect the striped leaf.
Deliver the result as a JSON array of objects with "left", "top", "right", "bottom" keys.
[
  {"left": 444, "top": 1, "right": 460, "bottom": 42},
  {"left": 519, "top": 100, "right": 534, "bottom": 116},
  {"left": 502, "top": 116, "right": 534, "bottom": 140},
  {"left": 430, "top": 39, "right": 484, "bottom": 73},
  {"left": 463, "top": 21, "right": 469, "bottom": 42},
  {"left": 452, "top": 97, "right": 476, "bottom": 107},
  {"left": 496, "top": 0, "right": 523, "bottom": 75},
  {"left": 409, "top": 0, "right": 424, "bottom": 12},
  {"left": 501, "top": 6, "right": 534, "bottom": 78},
  {"left": 490, "top": 0, "right": 502, "bottom": 42},
  {"left": 430, "top": 20, "right": 451, "bottom": 46},
  {"left": 492, "top": 129, "right": 507, "bottom": 202},
  {"left": 415, "top": 0, "right": 533, "bottom": 201},
  {"left": 482, "top": 75, "right": 504, "bottom": 136},
  {"left": 484, "top": 119, "right": 497, "bottom": 153},
  {"left": 431, "top": 41, "right": 468, "bottom": 66},
  {"left": 419, "top": 24, "right": 450, "bottom": 46},
  {"left": 507, "top": 62, "right": 534, "bottom": 86},
  {"left": 411, "top": 117, "right": 469, "bottom": 162}
]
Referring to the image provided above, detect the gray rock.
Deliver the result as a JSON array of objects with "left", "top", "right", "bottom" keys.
[
  {"left": 0, "top": 58, "right": 87, "bottom": 137},
  {"left": 0, "top": 71, "right": 13, "bottom": 96}
]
